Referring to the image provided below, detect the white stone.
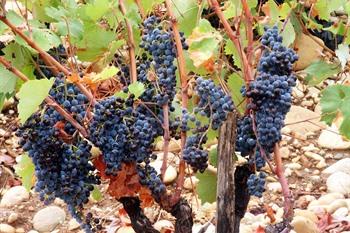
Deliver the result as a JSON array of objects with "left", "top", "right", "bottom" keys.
[
  {"left": 116, "top": 226, "right": 135, "bottom": 233},
  {"left": 280, "top": 147, "right": 290, "bottom": 159},
  {"left": 33, "top": 206, "right": 66, "bottom": 232},
  {"left": 316, "top": 193, "right": 345, "bottom": 205},
  {"left": 15, "top": 228, "right": 25, "bottom": 233},
  {"left": 291, "top": 216, "right": 318, "bottom": 233},
  {"left": 27, "top": 231, "right": 39, "bottom": 233},
  {"left": 68, "top": 219, "right": 80, "bottom": 231},
  {"left": 285, "top": 163, "right": 302, "bottom": 170},
  {"left": 284, "top": 106, "right": 326, "bottom": 135},
  {"left": 163, "top": 166, "right": 177, "bottom": 184},
  {"left": 267, "top": 182, "right": 282, "bottom": 193},
  {"left": 0, "top": 224, "right": 15, "bottom": 233},
  {"left": 316, "top": 160, "right": 327, "bottom": 169},
  {"left": 326, "top": 172, "right": 350, "bottom": 194},
  {"left": 332, "top": 207, "right": 348, "bottom": 219},
  {"left": 327, "top": 199, "right": 348, "bottom": 213},
  {"left": 294, "top": 209, "right": 318, "bottom": 222},
  {"left": 318, "top": 125, "right": 350, "bottom": 149},
  {"left": 153, "top": 220, "right": 174, "bottom": 232},
  {"left": 184, "top": 176, "right": 199, "bottom": 190},
  {"left": 0, "top": 186, "right": 29, "bottom": 207},
  {"left": 323, "top": 158, "right": 350, "bottom": 175},
  {"left": 304, "top": 152, "right": 323, "bottom": 161},
  {"left": 7, "top": 213, "right": 18, "bottom": 224}
]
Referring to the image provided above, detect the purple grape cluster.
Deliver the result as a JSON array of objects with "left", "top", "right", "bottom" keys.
[{"left": 247, "top": 172, "right": 266, "bottom": 198}]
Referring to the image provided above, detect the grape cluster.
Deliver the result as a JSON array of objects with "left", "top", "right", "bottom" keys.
[
  {"left": 236, "top": 116, "right": 256, "bottom": 156},
  {"left": 183, "top": 126, "right": 209, "bottom": 173},
  {"left": 247, "top": 172, "right": 266, "bottom": 198},
  {"left": 141, "top": 15, "right": 188, "bottom": 106},
  {"left": 33, "top": 45, "right": 67, "bottom": 79},
  {"left": 195, "top": 77, "right": 234, "bottom": 130},
  {"left": 244, "top": 26, "right": 297, "bottom": 153},
  {"left": 137, "top": 164, "right": 166, "bottom": 201},
  {"left": 17, "top": 75, "right": 99, "bottom": 232}
]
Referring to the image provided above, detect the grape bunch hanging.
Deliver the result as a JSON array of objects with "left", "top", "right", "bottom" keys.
[
  {"left": 237, "top": 26, "right": 298, "bottom": 197},
  {"left": 16, "top": 15, "right": 234, "bottom": 232}
]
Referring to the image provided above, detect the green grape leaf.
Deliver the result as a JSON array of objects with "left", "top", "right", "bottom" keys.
[
  {"left": 45, "top": 6, "right": 69, "bottom": 19},
  {"left": 304, "top": 61, "right": 341, "bottom": 86},
  {"left": 280, "top": 20, "right": 295, "bottom": 47},
  {"left": 196, "top": 170, "right": 217, "bottom": 203},
  {"left": 114, "top": 91, "right": 129, "bottom": 99},
  {"left": 314, "top": 0, "right": 344, "bottom": 20},
  {"left": 227, "top": 73, "right": 245, "bottom": 113},
  {"left": 223, "top": 1, "right": 236, "bottom": 19},
  {"left": 335, "top": 43, "right": 350, "bottom": 70},
  {"left": 321, "top": 85, "right": 350, "bottom": 121},
  {"left": 128, "top": 82, "right": 145, "bottom": 99},
  {"left": 54, "top": 19, "right": 84, "bottom": 40},
  {"left": 84, "top": 0, "right": 110, "bottom": 21},
  {"left": 32, "top": 0, "right": 61, "bottom": 22},
  {"left": 18, "top": 79, "right": 54, "bottom": 124},
  {"left": 0, "top": 66, "right": 17, "bottom": 97},
  {"left": 90, "top": 185, "right": 103, "bottom": 201},
  {"left": 93, "top": 66, "right": 119, "bottom": 82},
  {"left": 14, "top": 154, "right": 35, "bottom": 191},
  {"left": 224, "top": 40, "right": 242, "bottom": 69},
  {"left": 141, "top": 0, "right": 163, "bottom": 13},
  {"left": 171, "top": 0, "right": 199, "bottom": 36},
  {"left": 209, "top": 146, "right": 218, "bottom": 167},
  {"left": 32, "top": 28, "right": 61, "bottom": 51}
]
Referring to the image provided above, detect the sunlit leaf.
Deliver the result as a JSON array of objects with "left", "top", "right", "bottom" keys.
[
  {"left": 304, "top": 61, "right": 341, "bottom": 86},
  {"left": 14, "top": 154, "right": 35, "bottom": 191},
  {"left": 91, "top": 185, "right": 103, "bottom": 201},
  {"left": 196, "top": 170, "right": 217, "bottom": 203}
]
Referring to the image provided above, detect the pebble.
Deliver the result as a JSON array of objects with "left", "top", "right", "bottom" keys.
[
  {"left": 285, "top": 163, "right": 302, "bottom": 170},
  {"left": 153, "top": 220, "right": 174, "bottom": 232},
  {"left": 323, "top": 158, "right": 350, "bottom": 175},
  {"left": 27, "top": 231, "right": 39, "bottom": 233},
  {"left": 316, "top": 160, "right": 327, "bottom": 169},
  {"left": 33, "top": 206, "right": 66, "bottom": 232},
  {"left": 7, "top": 213, "right": 18, "bottom": 224},
  {"left": 149, "top": 161, "right": 178, "bottom": 184},
  {"left": 301, "top": 144, "right": 319, "bottom": 152},
  {"left": 68, "top": 219, "right": 80, "bottom": 231},
  {"left": 0, "top": 224, "right": 15, "bottom": 233},
  {"left": 326, "top": 172, "right": 350, "bottom": 194},
  {"left": 332, "top": 207, "right": 348, "bottom": 218},
  {"left": 291, "top": 216, "right": 318, "bottom": 233},
  {"left": 334, "top": 153, "right": 345, "bottom": 160},
  {"left": 312, "top": 193, "right": 344, "bottom": 206},
  {"left": 15, "top": 228, "right": 25, "bottom": 233},
  {"left": 318, "top": 126, "right": 350, "bottom": 149},
  {"left": 301, "top": 100, "right": 314, "bottom": 107},
  {"left": 280, "top": 147, "right": 290, "bottom": 159},
  {"left": 184, "top": 176, "right": 199, "bottom": 190},
  {"left": 294, "top": 209, "right": 318, "bottom": 222},
  {"left": 304, "top": 152, "right": 323, "bottom": 161},
  {"left": 0, "top": 186, "right": 30, "bottom": 207},
  {"left": 267, "top": 182, "right": 282, "bottom": 193},
  {"left": 116, "top": 226, "right": 135, "bottom": 233},
  {"left": 327, "top": 199, "right": 348, "bottom": 213}
]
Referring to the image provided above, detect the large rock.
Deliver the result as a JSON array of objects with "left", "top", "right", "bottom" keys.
[
  {"left": 294, "top": 33, "right": 324, "bottom": 70},
  {"left": 326, "top": 172, "right": 350, "bottom": 194},
  {"left": 0, "top": 186, "right": 29, "bottom": 207},
  {"left": 318, "top": 126, "right": 350, "bottom": 149},
  {"left": 284, "top": 106, "right": 326, "bottom": 135},
  {"left": 33, "top": 206, "right": 66, "bottom": 232},
  {"left": 323, "top": 158, "right": 350, "bottom": 175},
  {"left": 291, "top": 216, "right": 318, "bottom": 233},
  {"left": 149, "top": 161, "right": 177, "bottom": 184}
]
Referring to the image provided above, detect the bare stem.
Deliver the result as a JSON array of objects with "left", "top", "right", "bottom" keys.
[
  {"left": 241, "top": 0, "right": 254, "bottom": 65},
  {"left": 119, "top": 0, "right": 137, "bottom": 83},
  {"left": 274, "top": 144, "right": 294, "bottom": 220},
  {"left": 164, "top": 0, "right": 189, "bottom": 200},
  {"left": 135, "top": 0, "right": 146, "bottom": 19},
  {"left": 161, "top": 104, "right": 170, "bottom": 180},
  {"left": 0, "top": 57, "right": 88, "bottom": 137}
]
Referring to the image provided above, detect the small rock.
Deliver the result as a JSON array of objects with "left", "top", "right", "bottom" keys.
[
  {"left": 163, "top": 166, "right": 177, "bottom": 184},
  {"left": 327, "top": 172, "right": 350, "bottom": 194},
  {"left": 291, "top": 216, "right": 318, "bottom": 233},
  {"left": 33, "top": 206, "right": 66, "bottom": 232},
  {"left": 117, "top": 226, "right": 135, "bottom": 233},
  {"left": 267, "top": 182, "right": 282, "bottom": 193},
  {"left": 304, "top": 152, "right": 323, "bottom": 161},
  {"left": 334, "top": 153, "right": 345, "bottom": 160},
  {"left": 280, "top": 147, "right": 290, "bottom": 159},
  {"left": 15, "top": 228, "right": 25, "bottom": 233},
  {"left": 301, "top": 100, "right": 314, "bottom": 107},
  {"left": 316, "top": 160, "right": 327, "bottom": 169},
  {"left": 296, "top": 195, "right": 316, "bottom": 209},
  {"left": 294, "top": 209, "right": 318, "bottom": 222},
  {"left": 0, "top": 186, "right": 30, "bottom": 207},
  {"left": 323, "top": 158, "right": 350, "bottom": 175},
  {"left": 50, "top": 230, "right": 60, "bottom": 233},
  {"left": 294, "top": 33, "right": 324, "bottom": 70},
  {"left": 318, "top": 126, "right": 350, "bottom": 149},
  {"left": 316, "top": 193, "right": 345, "bottom": 205},
  {"left": 285, "top": 163, "right": 302, "bottom": 170},
  {"left": 27, "top": 231, "right": 39, "bottom": 233},
  {"left": 184, "top": 176, "right": 199, "bottom": 190},
  {"left": 301, "top": 144, "right": 319, "bottom": 152},
  {"left": 153, "top": 220, "right": 174, "bottom": 232},
  {"left": 7, "top": 213, "right": 18, "bottom": 224},
  {"left": 68, "top": 219, "right": 80, "bottom": 231},
  {"left": 0, "top": 224, "right": 15, "bottom": 233},
  {"left": 332, "top": 207, "right": 348, "bottom": 219}
]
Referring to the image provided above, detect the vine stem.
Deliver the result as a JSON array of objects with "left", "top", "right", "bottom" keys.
[
  {"left": 241, "top": 0, "right": 254, "bottom": 65},
  {"left": 273, "top": 144, "right": 294, "bottom": 220},
  {"left": 119, "top": 0, "right": 137, "bottom": 84},
  {"left": 160, "top": 104, "right": 170, "bottom": 180},
  {"left": 209, "top": 0, "right": 254, "bottom": 85},
  {"left": 0, "top": 16, "right": 97, "bottom": 105},
  {"left": 134, "top": 0, "right": 146, "bottom": 19},
  {"left": 164, "top": 0, "right": 188, "bottom": 203},
  {"left": 0, "top": 56, "right": 89, "bottom": 137}
]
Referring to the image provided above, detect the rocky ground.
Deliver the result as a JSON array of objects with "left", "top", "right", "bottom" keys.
[{"left": 1, "top": 64, "right": 350, "bottom": 232}]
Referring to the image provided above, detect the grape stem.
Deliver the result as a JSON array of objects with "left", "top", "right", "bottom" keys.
[
  {"left": 0, "top": 56, "right": 89, "bottom": 137},
  {"left": 134, "top": 0, "right": 146, "bottom": 19},
  {"left": 208, "top": 0, "right": 254, "bottom": 84},
  {"left": 164, "top": 0, "right": 189, "bottom": 201},
  {"left": 160, "top": 104, "right": 170, "bottom": 180},
  {"left": 241, "top": 0, "right": 255, "bottom": 66},
  {"left": 273, "top": 144, "right": 294, "bottom": 221},
  {"left": 0, "top": 16, "right": 97, "bottom": 106},
  {"left": 119, "top": 0, "right": 137, "bottom": 84}
]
